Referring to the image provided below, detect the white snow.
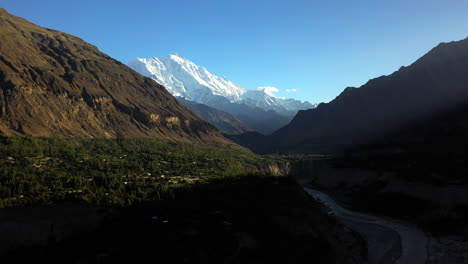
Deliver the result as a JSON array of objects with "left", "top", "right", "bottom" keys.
[
  {"left": 128, "top": 54, "right": 316, "bottom": 116},
  {"left": 257, "top": 86, "right": 280, "bottom": 97}
]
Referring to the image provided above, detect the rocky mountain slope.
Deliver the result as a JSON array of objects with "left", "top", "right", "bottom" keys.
[
  {"left": 258, "top": 37, "right": 468, "bottom": 153},
  {"left": 0, "top": 9, "right": 226, "bottom": 143}
]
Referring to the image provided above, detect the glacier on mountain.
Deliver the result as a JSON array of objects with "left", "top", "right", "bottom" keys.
[{"left": 128, "top": 54, "right": 315, "bottom": 116}]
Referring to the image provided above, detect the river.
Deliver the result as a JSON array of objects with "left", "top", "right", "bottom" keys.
[{"left": 304, "top": 188, "right": 428, "bottom": 264}]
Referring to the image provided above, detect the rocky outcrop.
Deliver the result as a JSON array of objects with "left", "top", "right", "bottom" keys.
[{"left": 264, "top": 161, "right": 292, "bottom": 176}]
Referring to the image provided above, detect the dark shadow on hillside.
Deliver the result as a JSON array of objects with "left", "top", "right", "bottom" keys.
[{"left": 0, "top": 176, "right": 366, "bottom": 264}]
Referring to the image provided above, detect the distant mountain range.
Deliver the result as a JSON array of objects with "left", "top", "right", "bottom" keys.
[
  {"left": 128, "top": 55, "right": 315, "bottom": 134},
  {"left": 0, "top": 8, "right": 226, "bottom": 144},
  {"left": 177, "top": 97, "right": 254, "bottom": 135},
  {"left": 232, "top": 37, "right": 468, "bottom": 153},
  {"left": 6, "top": 5, "right": 467, "bottom": 156}
]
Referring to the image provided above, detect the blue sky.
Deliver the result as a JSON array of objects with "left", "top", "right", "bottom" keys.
[{"left": 2, "top": 0, "right": 468, "bottom": 103}]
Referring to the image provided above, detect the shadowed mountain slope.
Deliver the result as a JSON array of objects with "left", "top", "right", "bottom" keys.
[
  {"left": 259, "top": 37, "right": 468, "bottom": 153},
  {"left": 177, "top": 98, "right": 254, "bottom": 135}
]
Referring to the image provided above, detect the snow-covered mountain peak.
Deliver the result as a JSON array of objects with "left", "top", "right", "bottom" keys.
[
  {"left": 160, "top": 54, "right": 246, "bottom": 102},
  {"left": 166, "top": 54, "right": 189, "bottom": 64},
  {"left": 257, "top": 86, "right": 280, "bottom": 97},
  {"left": 128, "top": 55, "right": 316, "bottom": 116},
  {"left": 128, "top": 57, "right": 186, "bottom": 97}
]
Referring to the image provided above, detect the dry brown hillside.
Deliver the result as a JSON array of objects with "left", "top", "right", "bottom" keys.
[{"left": 0, "top": 8, "right": 228, "bottom": 144}]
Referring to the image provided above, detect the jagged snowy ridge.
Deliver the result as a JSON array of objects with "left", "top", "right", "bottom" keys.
[{"left": 128, "top": 54, "right": 316, "bottom": 116}]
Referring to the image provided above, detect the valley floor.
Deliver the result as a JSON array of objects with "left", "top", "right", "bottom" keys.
[{"left": 0, "top": 176, "right": 366, "bottom": 264}]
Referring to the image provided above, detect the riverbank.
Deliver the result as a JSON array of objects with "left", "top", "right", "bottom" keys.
[
  {"left": 302, "top": 179, "right": 468, "bottom": 263},
  {"left": 304, "top": 187, "right": 427, "bottom": 264},
  {"left": 291, "top": 157, "right": 468, "bottom": 259}
]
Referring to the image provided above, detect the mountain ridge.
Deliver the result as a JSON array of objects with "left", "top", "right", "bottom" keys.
[
  {"left": 177, "top": 97, "right": 254, "bottom": 135},
  {"left": 128, "top": 55, "right": 316, "bottom": 116},
  {"left": 0, "top": 9, "right": 228, "bottom": 144},
  {"left": 275, "top": 36, "right": 468, "bottom": 153},
  {"left": 232, "top": 37, "right": 468, "bottom": 153}
]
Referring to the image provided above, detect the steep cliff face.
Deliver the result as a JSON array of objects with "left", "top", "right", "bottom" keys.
[{"left": 0, "top": 9, "right": 226, "bottom": 143}]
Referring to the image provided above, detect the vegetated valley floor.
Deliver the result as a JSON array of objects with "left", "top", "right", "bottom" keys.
[{"left": 0, "top": 136, "right": 366, "bottom": 264}]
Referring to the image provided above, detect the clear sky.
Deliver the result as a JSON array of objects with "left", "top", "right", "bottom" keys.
[{"left": 1, "top": 0, "right": 468, "bottom": 103}]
